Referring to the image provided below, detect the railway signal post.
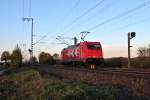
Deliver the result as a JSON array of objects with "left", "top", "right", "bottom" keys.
[{"left": 128, "top": 32, "right": 136, "bottom": 68}]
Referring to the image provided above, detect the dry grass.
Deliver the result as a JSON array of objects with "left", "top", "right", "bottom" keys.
[{"left": 0, "top": 67, "right": 148, "bottom": 100}]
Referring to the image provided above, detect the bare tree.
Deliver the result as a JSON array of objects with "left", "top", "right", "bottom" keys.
[
  {"left": 136, "top": 44, "right": 150, "bottom": 68},
  {"left": 138, "top": 44, "right": 150, "bottom": 57},
  {"left": 11, "top": 47, "right": 23, "bottom": 67},
  {"left": 1, "top": 51, "right": 10, "bottom": 66},
  {"left": 137, "top": 47, "right": 147, "bottom": 58}
]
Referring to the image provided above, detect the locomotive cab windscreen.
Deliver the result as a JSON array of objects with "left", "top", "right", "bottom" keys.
[{"left": 87, "top": 43, "right": 101, "bottom": 49}]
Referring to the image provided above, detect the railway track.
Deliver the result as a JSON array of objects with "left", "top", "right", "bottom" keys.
[{"left": 32, "top": 64, "right": 150, "bottom": 77}]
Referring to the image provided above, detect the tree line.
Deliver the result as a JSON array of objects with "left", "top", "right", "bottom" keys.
[
  {"left": 132, "top": 44, "right": 150, "bottom": 68},
  {"left": 102, "top": 44, "right": 150, "bottom": 68},
  {"left": 0, "top": 44, "right": 150, "bottom": 68},
  {"left": 1, "top": 46, "right": 22, "bottom": 67},
  {"left": 0, "top": 46, "right": 59, "bottom": 67}
]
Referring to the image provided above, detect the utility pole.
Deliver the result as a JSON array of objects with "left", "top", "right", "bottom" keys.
[
  {"left": 22, "top": 17, "right": 34, "bottom": 60},
  {"left": 128, "top": 32, "right": 136, "bottom": 68}
]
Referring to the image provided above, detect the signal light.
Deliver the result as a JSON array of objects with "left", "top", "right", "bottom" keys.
[
  {"left": 130, "top": 32, "right": 136, "bottom": 39},
  {"left": 28, "top": 49, "right": 32, "bottom": 53}
]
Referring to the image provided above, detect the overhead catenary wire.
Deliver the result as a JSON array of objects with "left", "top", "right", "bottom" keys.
[
  {"left": 46, "top": 0, "right": 105, "bottom": 46},
  {"left": 22, "top": 0, "right": 25, "bottom": 17},
  {"left": 71, "top": 1, "right": 150, "bottom": 42},
  {"left": 56, "top": 36, "right": 71, "bottom": 45},
  {"left": 90, "top": 7, "right": 150, "bottom": 33},
  {"left": 79, "top": 0, "right": 118, "bottom": 27},
  {"left": 63, "top": 0, "right": 105, "bottom": 33},
  {"left": 47, "top": 1, "right": 150, "bottom": 49},
  {"left": 63, "top": 0, "right": 81, "bottom": 19},
  {"left": 33, "top": 35, "right": 47, "bottom": 45},
  {"left": 29, "top": 0, "right": 31, "bottom": 17},
  {"left": 88, "top": 1, "right": 150, "bottom": 31},
  {"left": 59, "top": 0, "right": 81, "bottom": 33},
  {"left": 22, "top": 0, "right": 25, "bottom": 35},
  {"left": 110, "top": 17, "right": 150, "bottom": 32}
]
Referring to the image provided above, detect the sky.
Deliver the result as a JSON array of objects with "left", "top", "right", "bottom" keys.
[{"left": 0, "top": 0, "right": 150, "bottom": 59}]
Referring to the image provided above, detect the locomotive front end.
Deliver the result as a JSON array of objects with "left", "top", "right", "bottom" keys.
[{"left": 85, "top": 42, "right": 104, "bottom": 66}]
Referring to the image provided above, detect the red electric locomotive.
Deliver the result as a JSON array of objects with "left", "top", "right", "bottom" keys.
[{"left": 61, "top": 41, "right": 103, "bottom": 69}]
